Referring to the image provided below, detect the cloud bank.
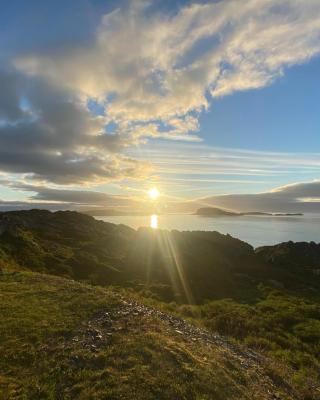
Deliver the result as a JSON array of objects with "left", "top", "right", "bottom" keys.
[
  {"left": 200, "top": 181, "right": 320, "bottom": 213},
  {"left": 1, "top": 178, "right": 320, "bottom": 215},
  {"left": 0, "top": 0, "right": 319, "bottom": 195},
  {"left": 0, "top": 68, "right": 154, "bottom": 185}
]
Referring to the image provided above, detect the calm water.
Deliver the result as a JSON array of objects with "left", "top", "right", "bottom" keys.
[{"left": 96, "top": 214, "right": 320, "bottom": 248}]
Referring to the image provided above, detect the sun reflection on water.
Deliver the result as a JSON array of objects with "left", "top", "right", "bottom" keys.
[{"left": 150, "top": 214, "right": 158, "bottom": 229}]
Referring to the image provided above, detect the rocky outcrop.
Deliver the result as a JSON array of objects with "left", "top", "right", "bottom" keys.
[{"left": 256, "top": 241, "right": 320, "bottom": 269}]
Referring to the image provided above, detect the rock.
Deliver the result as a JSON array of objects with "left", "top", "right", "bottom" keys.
[
  {"left": 86, "top": 328, "right": 103, "bottom": 340},
  {"left": 90, "top": 344, "right": 98, "bottom": 352}
]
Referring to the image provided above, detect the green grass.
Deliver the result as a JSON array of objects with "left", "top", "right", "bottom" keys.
[
  {"left": 0, "top": 211, "right": 319, "bottom": 399},
  {"left": 0, "top": 271, "right": 119, "bottom": 399},
  {"left": 0, "top": 271, "right": 300, "bottom": 400},
  {"left": 144, "top": 286, "right": 320, "bottom": 399}
]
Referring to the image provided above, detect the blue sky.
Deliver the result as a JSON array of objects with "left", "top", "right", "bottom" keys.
[
  {"left": 0, "top": 0, "right": 320, "bottom": 212},
  {"left": 201, "top": 56, "right": 320, "bottom": 152}
]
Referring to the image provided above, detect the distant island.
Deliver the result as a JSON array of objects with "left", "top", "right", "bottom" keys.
[
  {"left": 195, "top": 207, "right": 303, "bottom": 217},
  {"left": 84, "top": 206, "right": 303, "bottom": 217}
]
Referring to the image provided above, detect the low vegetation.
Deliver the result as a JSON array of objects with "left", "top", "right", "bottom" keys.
[{"left": 0, "top": 210, "right": 319, "bottom": 399}]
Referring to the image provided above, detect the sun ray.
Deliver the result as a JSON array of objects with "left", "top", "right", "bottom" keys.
[{"left": 150, "top": 214, "right": 158, "bottom": 229}]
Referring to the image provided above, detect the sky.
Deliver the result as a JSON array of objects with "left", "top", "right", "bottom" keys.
[{"left": 0, "top": 0, "right": 320, "bottom": 212}]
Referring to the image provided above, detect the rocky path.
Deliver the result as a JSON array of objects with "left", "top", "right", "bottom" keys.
[{"left": 68, "top": 298, "right": 299, "bottom": 400}]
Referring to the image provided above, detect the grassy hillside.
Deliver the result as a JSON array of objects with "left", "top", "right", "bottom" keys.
[
  {"left": 1, "top": 210, "right": 318, "bottom": 302},
  {"left": 168, "top": 288, "right": 320, "bottom": 398},
  {"left": 0, "top": 271, "right": 305, "bottom": 400},
  {"left": 0, "top": 210, "right": 320, "bottom": 399}
]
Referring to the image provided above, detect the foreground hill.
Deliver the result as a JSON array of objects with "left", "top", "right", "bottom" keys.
[
  {"left": 0, "top": 210, "right": 319, "bottom": 398},
  {"left": 0, "top": 271, "right": 304, "bottom": 399},
  {"left": 0, "top": 209, "right": 318, "bottom": 302}
]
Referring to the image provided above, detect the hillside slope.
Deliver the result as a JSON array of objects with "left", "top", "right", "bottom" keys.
[
  {"left": 1, "top": 210, "right": 318, "bottom": 303},
  {"left": 0, "top": 270, "right": 300, "bottom": 400},
  {"left": 0, "top": 210, "right": 319, "bottom": 399}
]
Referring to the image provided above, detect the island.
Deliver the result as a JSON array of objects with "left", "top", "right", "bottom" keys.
[{"left": 195, "top": 207, "right": 303, "bottom": 217}]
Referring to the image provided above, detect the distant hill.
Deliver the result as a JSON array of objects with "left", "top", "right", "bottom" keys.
[
  {"left": 0, "top": 209, "right": 257, "bottom": 302},
  {"left": 195, "top": 207, "right": 240, "bottom": 216},
  {"left": 196, "top": 207, "right": 303, "bottom": 217},
  {"left": 0, "top": 209, "right": 314, "bottom": 302},
  {"left": 256, "top": 240, "right": 320, "bottom": 270}
]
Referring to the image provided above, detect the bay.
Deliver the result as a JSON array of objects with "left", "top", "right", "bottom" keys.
[{"left": 96, "top": 214, "right": 320, "bottom": 247}]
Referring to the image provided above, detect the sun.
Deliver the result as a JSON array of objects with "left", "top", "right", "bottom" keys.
[{"left": 148, "top": 187, "right": 160, "bottom": 200}]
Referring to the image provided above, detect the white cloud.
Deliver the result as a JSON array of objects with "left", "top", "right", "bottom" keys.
[
  {"left": 0, "top": 0, "right": 318, "bottom": 192},
  {"left": 128, "top": 142, "right": 320, "bottom": 178},
  {"left": 14, "top": 0, "right": 320, "bottom": 140},
  {"left": 200, "top": 180, "right": 320, "bottom": 213},
  {"left": 3, "top": 178, "right": 320, "bottom": 214},
  {"left": 0, "top": 70, "right": 152, "bottom": 185}
]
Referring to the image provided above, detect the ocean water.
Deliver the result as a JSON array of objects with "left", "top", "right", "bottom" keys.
[{"left": 96, "top": 214, "right": 320, "bottom": 248}]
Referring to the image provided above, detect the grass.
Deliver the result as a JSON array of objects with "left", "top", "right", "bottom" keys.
[
  {"left": 0, "top": 271, "right": 119, "bottom": 399},
  {"left": 141, "top": 286, "right": 320, "bottom": 399},
  {"left": 0, "top": 271, "right": 300, "bottom": 400},
  {"left": 0, "top": 211, "right": 319, "bottom": 399}
]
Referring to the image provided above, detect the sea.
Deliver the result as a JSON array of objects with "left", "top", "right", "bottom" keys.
[{"left": 96, "top": 214, "right": 320, "bottom": 248}]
